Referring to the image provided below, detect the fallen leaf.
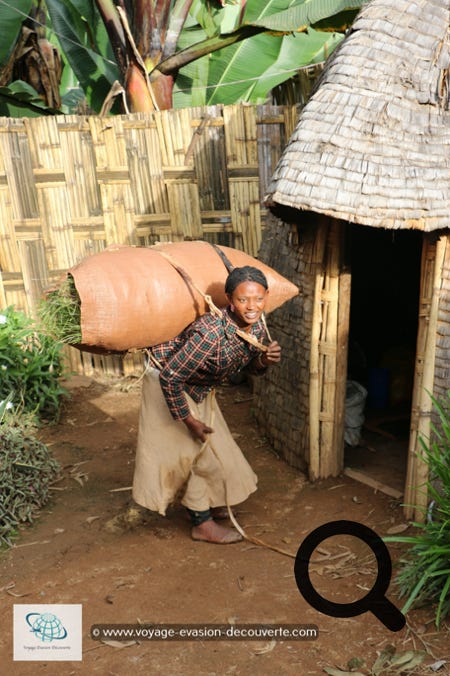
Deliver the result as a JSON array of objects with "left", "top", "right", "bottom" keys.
[
  {"left": 323, "top": 668, "right": 365, "bottom": 676},
  {"left": 386, "top": 523, "right": 410, "bottom": 535},
  {"left": 0, "top": 582, "right": 16, "bottom": 592},
  {"left": 430, "top": 660, "right": 448, "bottom": 672},
  {"left": 86, "top": 516, "right": 101, "bottom": 524},
  {"left": 372, "top": 645, "right": 396, "bottom": 675},
  {"left": 347, "top": 657, "right": 365, "bottom": 670},
  {"left": 389, "top": 650, "right": 426, "bottom": 670},
  {"left": 253, "top": 640, "right": 276, "bottom": 655},
  {"left": 71, "top": 472, "right": 87, "bottom": 486},
  {"left": 12, "top": 540, "right": 51, "bottom": 548},
  {"left": 101, "top": 640, "right": 137, "bottom": 649}
]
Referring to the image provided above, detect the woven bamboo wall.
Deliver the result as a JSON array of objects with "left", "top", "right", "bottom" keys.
[{"left": 0, "top": 104, "right": 298, "bottom": 375}]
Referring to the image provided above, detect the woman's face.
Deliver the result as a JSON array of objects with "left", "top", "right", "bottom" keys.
[{"left": 227, "top": 281, "right": 268, "bottom": 328}]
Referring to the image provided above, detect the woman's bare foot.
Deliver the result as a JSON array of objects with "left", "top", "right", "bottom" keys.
[{"left": 191, "top": 519, "right": 242, "bottom": 544}]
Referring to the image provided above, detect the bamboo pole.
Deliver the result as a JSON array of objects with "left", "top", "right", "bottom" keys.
[
  {"left": 409, "top": 235, "right": 446, "bottom": 521},
  {"left": 309, "top": 218, "right": 329, "bottom": 479},
  {"left": 404, "top": 236, "right": 435, "bottom": 517},
  {"left": 320, "top": 221, "right": 340, "bottom": 476},
  {"left": 0, "top": 270, "right": 6, "bottom": 308},
  {"left": 334, "top": 249, "right": 351, "bottom": 473}
]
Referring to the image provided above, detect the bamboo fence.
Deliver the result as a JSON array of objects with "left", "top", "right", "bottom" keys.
[{"left": 0, "top": 103, "right": 299, "bottom": 376}]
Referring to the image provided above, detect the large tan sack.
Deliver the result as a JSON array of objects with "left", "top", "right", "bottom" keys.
[{"left": 70, "top": 241, "right": 298, "bottom": 352}]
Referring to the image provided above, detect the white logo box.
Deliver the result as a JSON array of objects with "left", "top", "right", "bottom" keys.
[{"left": 14, "top": 604, "right": 82, "bottom": 661}]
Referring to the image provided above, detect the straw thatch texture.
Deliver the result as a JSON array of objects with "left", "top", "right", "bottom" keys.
[
  {"left": 266, "top": 0, "right": 450, "bottom": 231},
  {"left": 0, "top": 104, "right": 297, "bottom": 374}
]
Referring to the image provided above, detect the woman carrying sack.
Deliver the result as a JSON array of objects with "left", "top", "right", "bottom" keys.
[{"left": 132, "top": 265, "right": 281, "bottom": 544}]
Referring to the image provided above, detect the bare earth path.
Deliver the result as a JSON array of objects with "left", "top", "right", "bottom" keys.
[{"left": 0, "top": 376, "right": 449, "bottom": 675}]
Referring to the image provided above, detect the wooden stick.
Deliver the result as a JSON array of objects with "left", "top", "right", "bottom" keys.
[{"left": 344, "top": 467, "right": 403, "bottom": 499}]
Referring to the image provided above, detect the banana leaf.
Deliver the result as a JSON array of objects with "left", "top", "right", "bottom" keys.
[
  {"left": 0, "top": 81, "right": 62, "bottom": 117},
  {"left": 45, "top": 0, "right": 119, "bottom": 112},
  {"left": 248, "top": 0, "right": 366, "bottom": 31},
  {"left": 0, "top": 0, "right": 33, "bottom": 68},
  {"left": 174, "top": 26, "right": 343, "bottom": 106}
]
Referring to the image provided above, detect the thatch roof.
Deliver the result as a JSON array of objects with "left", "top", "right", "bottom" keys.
[{"left": 266, "top": 0, "right": 450, "bottom": 231}]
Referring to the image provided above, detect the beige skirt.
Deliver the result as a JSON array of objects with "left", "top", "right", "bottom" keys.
[{"left": 132, "top": 368, "right": 257, "bottom": 515}]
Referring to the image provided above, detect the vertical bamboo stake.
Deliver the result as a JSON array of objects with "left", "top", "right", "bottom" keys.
[
  {"left": 404, "top": 236, "right": 435, "bottom": 517},
  {"left": 334, "top": 240, "right": 351, "bottom": 473},
  {"left": 0, "top": 131, "right": 22, "bottom": 273},
  {"left": 409, "top": 235, "right": 446, "bottom": 521},
  {"left": 0, "top": 270, "right": 6, "bottom": 308},
  {"left": 320, "top": 221, "right": 340, "bottom": 476},
  {"left": 309, "top": 218, "right": 329, "bottom": 479}
]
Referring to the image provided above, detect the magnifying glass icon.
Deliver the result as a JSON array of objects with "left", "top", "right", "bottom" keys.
[{"left": 294, "top": 520, "right": 405, "bottom": 632}]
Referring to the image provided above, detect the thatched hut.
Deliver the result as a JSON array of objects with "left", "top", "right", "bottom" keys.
[{"left": 254, "top": 0, "right": 450, "bottom": 519}]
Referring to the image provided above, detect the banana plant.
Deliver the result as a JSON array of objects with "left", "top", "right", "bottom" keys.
[
  {"left": 0, "top": 0, "right": 65, "bottom": 114},
  {"left": 89, "top": 0, "right": 365, "bottom": 110},
  {"left": 1, "top": 0, "right": 366, "bottom": 115}
]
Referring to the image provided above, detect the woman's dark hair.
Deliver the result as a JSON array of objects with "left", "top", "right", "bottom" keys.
[{"left": 225, "top": 266, "right": 268, "bottom": 295}]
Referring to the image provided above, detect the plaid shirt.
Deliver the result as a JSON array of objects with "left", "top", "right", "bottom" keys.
[{"left": 150, "top": 308, "right": 267, "bottom": 420}]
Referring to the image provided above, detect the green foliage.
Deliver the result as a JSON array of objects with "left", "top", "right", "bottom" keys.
[
  {"left": 45, "top": 0, "right": 119, "bottom": 112},
  {"left": 174, "top": 0, "right": 354, "bottom": 106},
  {"left": 323, "top": 645, "right": 426, "bottom": 675},
  {"left": 0, "top": 0, "right": 33, "bottom": 68},
  {"left": 0, "top": 306, "right": 67, "bottom": 422},
  {"left": 0, "top": 0, "right": 365, "bottom": 114},
  {"left": 39, "top": 275, "right": 82, "bottom": 346},
  {"left": 385, "top": 391, "right": 450, "bottom": 627},
  {"left": 0, "top": 407, "right": 60, "bottom": 548},
  {"left": 249, "top": 0, "right": 364, "bottom": 31},
  {"left": 174, "top": 26, "right": 344, "bottom": 106},
  {"left": 0, "top": 81, "right": 62, "bottom": 117}
]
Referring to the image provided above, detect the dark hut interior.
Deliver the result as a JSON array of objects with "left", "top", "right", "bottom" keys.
[{"left": 344, "top": 226, "right": 423, "bottom": 492}]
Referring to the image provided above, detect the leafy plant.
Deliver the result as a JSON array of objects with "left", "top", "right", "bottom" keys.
[
  {"left": 385, "top": 391, "right": 450, "bottom": 627},
  {"left": 0, "top": 392, "right": 15, "bottom": 421},
  {"left": 39, "top": 275, "right": 82, "bottom": 346},
  {"left": 323, "top": 645, "right": 426, "bottom": 675},
  {"left": 0, "top": 405, "right": 60, "bottom": 548},
  {"left": 0, "top": 306, "right": 67, "bottom": 421},
  {"left": 0, "top": 0, "right": 366, "bottom": 114}
]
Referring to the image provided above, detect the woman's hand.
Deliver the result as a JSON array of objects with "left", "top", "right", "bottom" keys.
[
  {"left": 260, "top": 341, "right": 281, "bottom": 367},
  {"left": 183, "top": 414, "right": 213, "bottom": 442}
]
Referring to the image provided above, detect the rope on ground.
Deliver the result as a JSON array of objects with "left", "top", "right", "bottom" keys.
[{"left": 205, "top": 393, "right": 296, "bottom": 559}]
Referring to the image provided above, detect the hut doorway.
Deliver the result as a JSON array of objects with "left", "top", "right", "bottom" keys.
[{"left": 344, "top": 225, "right": 423, "bottom": 494}]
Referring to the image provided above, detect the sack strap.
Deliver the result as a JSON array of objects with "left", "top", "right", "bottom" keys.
[
  {"left": 209, "top": 242, "right": 235, "bottom": 273},
  {"left": 153, "top": 245, "right": 269, "bottom": 352}
]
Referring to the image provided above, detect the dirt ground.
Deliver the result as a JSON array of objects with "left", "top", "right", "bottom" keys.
[{"left": 0, "top": 375, "right": 449, "bottom": 675}]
